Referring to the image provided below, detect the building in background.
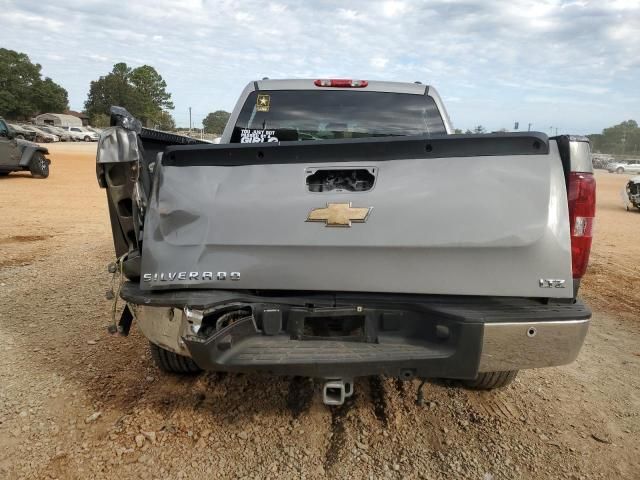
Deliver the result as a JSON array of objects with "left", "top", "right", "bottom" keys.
[
  {"left": 34, "top": 113, "right": 83, "bottom": 127},
  {"left": 65, "top": 110, "right": 90, "bottom": 126}
]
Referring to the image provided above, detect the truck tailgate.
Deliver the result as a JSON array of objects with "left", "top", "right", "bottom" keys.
[{"left": 140, "top": 134, "right": 573, "bottom": 298}]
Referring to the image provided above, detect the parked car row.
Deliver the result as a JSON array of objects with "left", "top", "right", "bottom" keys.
[
  {"left": 7, "top": 123, "right": 102, "bottom": 143},
  {"left": 591, "top": 153, "right": 614, "bottom": 170}
]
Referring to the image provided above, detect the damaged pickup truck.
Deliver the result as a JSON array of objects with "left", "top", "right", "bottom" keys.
[{"left": 97, "top": 79, "right": 595, "bottom": 406}]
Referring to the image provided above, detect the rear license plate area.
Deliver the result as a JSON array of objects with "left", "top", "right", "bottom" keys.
[{"left": 301, "top": 315, "right": 366, "bottom": 341}]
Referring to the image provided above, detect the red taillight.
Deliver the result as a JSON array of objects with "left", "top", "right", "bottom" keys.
[
  {"left": 314, "top": 79, "right": 368, "bottom": 88},
  {"left": 568, "top": 172, "right": 596, "bottom": 278}
]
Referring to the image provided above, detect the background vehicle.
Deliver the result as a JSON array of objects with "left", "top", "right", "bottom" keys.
[
  {"left": 61, "top": 128, "right": 85, "bottom": 141},
  {"left": 98, "top": 80, "right": 594, "bottom": 405},
  {"left": 8, "top": 123, "right": 37, "bottom": 141},
  {"left": 60, "top": 125, "right": 98, "bottom": 141},
  {"left": 591, "top": 153, "right": 614, "bottom": 169},
  {"left": 607, "top": 161, "right": 640, "bottom": 174},
  {"left": 37, "top": 125, "right": 72, "bottom": 142},
  {"left": 19, "top": 125, "right": 59, "bottom": 143},
  {"left": 625, "top": 176, "right": 640, "bottom": 211},
  {"left": 0, "top": 117, "right": 50, "bottom": 178},
  {"left": 87, "top": 126, "right": 103, "bottom": 135}
]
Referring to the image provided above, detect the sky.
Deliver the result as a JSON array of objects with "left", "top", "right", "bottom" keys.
[{"left": 1, "top": 0, "right": 639, "bottom": 134}]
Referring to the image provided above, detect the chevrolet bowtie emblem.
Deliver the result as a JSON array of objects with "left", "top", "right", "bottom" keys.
[{"left": 306, "top": 202, "right": 372, "bottom": 227}]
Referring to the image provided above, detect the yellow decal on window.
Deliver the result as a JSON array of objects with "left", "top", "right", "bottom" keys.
[{"left": 256, "top": 94, "right": 270, "bottom": 112}]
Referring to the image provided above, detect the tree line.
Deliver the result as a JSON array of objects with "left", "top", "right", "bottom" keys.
[
  {"left": 588, "top": 120, "right": 640, "bottom": 157},
  {"left": 0, "top": 48, "right": 69, "bottom": 119},
  {"left": 0, "top": 48, "right": 230, "bottom": 134},
  {"left": 2, "top": 47, "right": 638, "bottom": 144}
]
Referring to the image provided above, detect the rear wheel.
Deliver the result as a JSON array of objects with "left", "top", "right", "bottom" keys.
[
  {"left": 616, "top": 167, "right": 624, "bottom": 174},
  {"left": 149, "top": 342, "right": 201, "bottom": 374},
  {"left": 84, "top": 135, "right": 91, "bottom": 142},
  {"left": 462, "top": 370, "right": 518, "bottom": 390},
  {"left": 29, "top": 152, "right": 49, "bottom": 178},
  {"left": 16, "top": 134, "right": 24, "bottom": 140}
]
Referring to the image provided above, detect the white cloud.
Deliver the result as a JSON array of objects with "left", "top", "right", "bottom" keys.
[
  {"left": 0, "top": 0, "right": 637, "bottom": 133},
  {"left": 381, "top": 1, "right": 409, "bottom": 18},
  {"left": 370, "top": 57, "right": 389, "bottom": 69}
]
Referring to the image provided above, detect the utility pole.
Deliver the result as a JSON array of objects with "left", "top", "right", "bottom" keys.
[
  {"left": 189, "top": 107, "right": 192, "bottom": 133},
  {"left": 528, "top": 123, "right": 532, "bottom": 131}
]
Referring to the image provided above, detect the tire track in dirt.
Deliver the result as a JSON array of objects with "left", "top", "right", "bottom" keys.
[
  {"left": 286, "top": 376, "right": 314, "bottom": 418},
  {"left": 323, "top": 394, "right": 357, "bottom": 475},
  {"left": 368, "top": 375, "right": 389, "bottom": 426}
]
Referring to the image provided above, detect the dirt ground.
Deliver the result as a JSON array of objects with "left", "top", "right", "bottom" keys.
[{"left": 0, "top": 143, "right": 639, "bottom": 480}]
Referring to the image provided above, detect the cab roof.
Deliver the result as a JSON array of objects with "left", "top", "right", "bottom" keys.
[{"left": 254, "top": 78, "right": 430, "bottom": 95}]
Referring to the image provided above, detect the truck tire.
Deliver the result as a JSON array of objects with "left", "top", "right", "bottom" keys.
[
  {"left": 149, "top": 342, "right": 201, "bottom": 374},
  {"left": 463, "top": 370, "right": 518, "bottom": 390},
  {"left": 29, "top": 152, "right": 49, "bottom": 178},
  {"left": 84, "top": 135, "right": 91, "bottom": 142},
  {"left": 616, "top": 167, "right": 624, "bottom": 174}
]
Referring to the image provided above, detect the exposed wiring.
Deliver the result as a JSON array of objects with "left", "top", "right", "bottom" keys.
[{"left": 107, "top": 252, "right": 128, "bottom": 334}]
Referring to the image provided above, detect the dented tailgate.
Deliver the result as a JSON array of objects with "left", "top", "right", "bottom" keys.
[{"left": 140, "top": 134, "right": 573, "bottom": 298}]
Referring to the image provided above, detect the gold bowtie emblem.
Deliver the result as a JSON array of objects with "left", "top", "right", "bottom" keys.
[{"left": 306, "top": 202, "right": 372, "bottom": 227}]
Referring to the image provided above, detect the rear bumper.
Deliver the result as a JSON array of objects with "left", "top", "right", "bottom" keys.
[
  {"left": 122, "top": 283, "right": 591, "bottom": 379},
  {"left": 478, "top": 319, "right": 588, "bottom": 372}
]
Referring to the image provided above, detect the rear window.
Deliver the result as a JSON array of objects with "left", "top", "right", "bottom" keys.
[{"left": 231, "top": 90, "right": 446, "bottom": 143}]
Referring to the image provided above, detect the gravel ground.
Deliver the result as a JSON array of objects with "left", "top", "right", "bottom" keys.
[{"left": 0, "top": 143, "right": 638, "bottom": 479}]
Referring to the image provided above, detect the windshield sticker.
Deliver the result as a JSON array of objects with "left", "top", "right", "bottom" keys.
[
  {"left": 256, "top": 94, "right": 270, "bottom": 112},
  {"left": 239, "top": 129, "right": 279, "bottom": 143}
]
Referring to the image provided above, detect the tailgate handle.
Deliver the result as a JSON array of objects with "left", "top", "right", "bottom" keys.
[{"left": 306, "top": 167, "right": 376, "bottom": 193}]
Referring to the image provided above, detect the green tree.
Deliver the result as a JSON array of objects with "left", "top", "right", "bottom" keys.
[
  {"left": 129, "top": 66, "right": 174, "bottom": 117},
  {"left": 588, "top": 120, "right": 640, "bottom": 156},
  {"left": 90, "top": 113, "right": 110, "bottom": 128},
  {"left": 202, "top": 110, "right": 230, "bottom": 134},
  {"left": 0, "top": 48, "right": 68, "bottom": 119},
  {"left": 154, "top": 111, "right": 176, "bottom": 131},
  {"left": 84, "top": 63, "right": 174, "bottom": 127},
  {"left": 453, "top": 128, "right": 463, "bottom": 134},
  {"left": 32, "top": 77, "right": 69, "bottom": 113},
  {"left": 473, "top": 125, "right": 486, "bottom": 134}
]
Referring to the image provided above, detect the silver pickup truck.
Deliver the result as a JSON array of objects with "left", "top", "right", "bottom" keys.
[{"left": 97, "top": 79, "right": 595, "bottom": 405}]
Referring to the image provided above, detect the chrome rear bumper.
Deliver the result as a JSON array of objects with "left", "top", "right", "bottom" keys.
[
  {"left": 128, "top": 293, "right": 590, "bottom": 378},
  {"left": 479, "top": 319, "right": 589, "bottom": 372}
]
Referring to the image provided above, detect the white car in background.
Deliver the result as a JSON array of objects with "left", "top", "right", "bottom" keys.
[
  {"left": 60, "top": 126, "right": 99, "bottom": 142},
  {"left": 607, "top": 161, "right": 640, "bottom": 174}
]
